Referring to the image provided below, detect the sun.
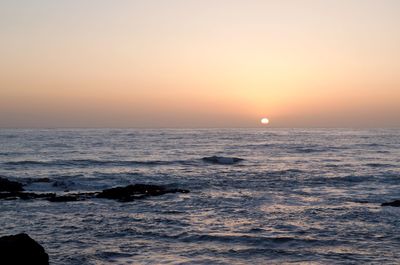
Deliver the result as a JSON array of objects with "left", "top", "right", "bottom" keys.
[{"left": 261, "top": 118, "right": 269, "bottom": 125}]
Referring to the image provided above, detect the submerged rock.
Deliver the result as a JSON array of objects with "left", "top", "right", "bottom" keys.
[
  {"left": 202, "top": 156, "right": 243, "bottom": 165},
  {"left": 381, "top": 200, "right": 400, "bottom": 207},
  {"left": 0, "top": 233, "right": 49, "bottom": 265},
  {"left": 0, "top": 177, "right": 24, "bottom": 192},
  {"left": 97, "top": 184, "right": 189, "bottom": 202},
  {"left": 24, "top": 177, "right": 51, "bottom": 184},
  {"left": 46, "top": 192, "right": 97, "bottom": 202},
  {"left": 52, "top": 180, "right": 75, "bottom": 191},
  {"left": 32, "top": 177, "right": 51, "bottom": 183}
]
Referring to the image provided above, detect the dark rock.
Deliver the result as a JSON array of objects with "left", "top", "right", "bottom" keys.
[
  {"left": 24, "top": 177, "right": 52, "bottom": 184},
  {"left": 202, "top": 156, "right": 243, "bottom": 165},
  {"left": 24, "top": 178, "right": 51, "bottom": 185},
  {"left": 97, "top": 184, "right": 189, "bottom": 202},
  {"left": 0, "top": 181, "right": 188, "bottom": 203},
  {"left": 0, "top": 177, "right": 24, "bottom": 192},
  {"left": 354, "top": 200, "right": 370, "bottom": 204},
  {"left": 0, "top": 191, "right": 20, "bottom": 200},
  {"left": 30, "top": 192, "right": 57, "bottom": 199},
  {"left": 33, "top": 178, "right": 51, "bottom": 183},
  {"left": 381, "top": 200, "right": 400, "bottom": 207},
  {"left": 15, "top": 192, "right": 41, "bottom": 200},
  {"left": 47, "top": 195, "right": 79, "bottom": 202},
  {"left": 0, "top": 233, "right": 49, "bottom": 265}
]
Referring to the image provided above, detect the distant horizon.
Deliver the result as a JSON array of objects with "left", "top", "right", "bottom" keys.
[{"left": 1, "top": 126, "right": 399, "bottom": 130}]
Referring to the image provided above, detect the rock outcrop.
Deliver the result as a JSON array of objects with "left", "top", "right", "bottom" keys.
[
  {"left": 381, "top": 200, "right": 400, "bottom": 207},
  {"left": 0, "top": 177, "right": 24, "bottom": 192},
  {"left": 97, "top": 184, "right": 189, "bottom": 202},
  {"left": 0, "top": 233, "right": 49, "bottom": 265},
  {"left": 202, "top": 156, "right": 243, "bottom": 165},
  {"left": 0, "top": 177, "right": 188, "bottom": 203}
]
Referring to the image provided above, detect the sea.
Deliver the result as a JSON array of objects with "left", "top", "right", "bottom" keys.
[{"left": 0, "top": 128, "right": 399, "bottom": 264}]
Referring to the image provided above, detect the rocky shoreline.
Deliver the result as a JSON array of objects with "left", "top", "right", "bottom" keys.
[
  {"left": 0, "top": 176, "right": 190, "bottom": 263},
  {"left": 0, "top": 176, "right": 189, "bottom": 202}
]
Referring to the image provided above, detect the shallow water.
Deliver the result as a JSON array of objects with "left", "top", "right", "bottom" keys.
[{"left": 0, "top": 128, "right": 399, "bottom": 264}]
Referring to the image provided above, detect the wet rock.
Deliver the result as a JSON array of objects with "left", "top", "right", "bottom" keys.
[
  {"left": 381, "top": 200, "right": 400, "bottom": 207},
  {"left": 15, "top": 192, "right": 45, "bottom": 200},
  {"left": 0, "top": 177, "right": 24, "bottom": 192},
  {"left": 47, "top": 195, "right": 79, "bottom": 202},
  {"left": 97, "top": 184, "right": 189, "bottom": 202},
  {"left": 33, "top": 177, "right": 51, "bottom": 183},
  {"left": 28, "top": 192, "right": 55, "bottom": 200},
  {"left": 354, "top": 200, "right": 370, "bottom": 204},
  {"left": 202, "top": 156, "right": 244, "bottom": 165},
  {"left": 0, "top": 181, "right": 188, "bottom": 203},
  {"left": 0, "top": 233, "right": 49, "bottom": 265},
  {"left": 0, "top": 191, "right": 20, "bottom": 200}
]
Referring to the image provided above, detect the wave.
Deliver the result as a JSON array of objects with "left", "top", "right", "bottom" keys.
[
  {"left": 293, "top": 148, "right": 326, "bottom": 153},
  {"left": 4, "top": 159, "right": 197, "bottom": 168},
  {"left": 5, "top": 160, "right": 48, "bottom": 166},
  {"left": 365, "top": 163, "right": 395, "bottom": 168},
  {"left": 267, "top": 169, "right": 304, "bottom": 177},
  {"left": 0, "top": 152, "right": 21, "bottom": 157},
  {"left": 126, "top": 229, "right": 323, "bottom": 247},
  {"left": 359, "top": 143, "right": 386, "bottom": 148},
  {"left": 177, "top": 233, "right": 321, "bottom": 247},
  {"left": 321, "top": 173, "right": 400, "bottom": 185},
  {"left": 1, "top": 134, "right": 18, "bottom": 139},
  {"left": 328, "top": 175, "right": 374, "bottom": 183},
  {"left": 292, "top": 146, "right": 349, "bottom": 154}
]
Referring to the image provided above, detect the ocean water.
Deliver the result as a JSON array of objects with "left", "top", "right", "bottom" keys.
[{"left": 0, "top": 128, "right": 400, "bottom": 265}]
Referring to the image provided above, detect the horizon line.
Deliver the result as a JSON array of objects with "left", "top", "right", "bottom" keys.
[{"left": 0, "top": 126, "right": 399, "bottom": 130}]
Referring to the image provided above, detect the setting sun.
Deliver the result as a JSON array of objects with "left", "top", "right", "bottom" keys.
[{"left": 261, "top": 118, "right": 270, "bottom": 125}]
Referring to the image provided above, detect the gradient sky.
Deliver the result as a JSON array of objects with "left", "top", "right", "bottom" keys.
[{"left": 1, "top": 0, "right": 399, "bottom": 128}]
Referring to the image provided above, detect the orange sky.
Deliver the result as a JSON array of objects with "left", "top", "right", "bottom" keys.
[{"left": 0, "top": 0, "right": 399, "bottom": 128}]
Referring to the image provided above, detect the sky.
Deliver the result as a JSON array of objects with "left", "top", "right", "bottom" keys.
[{"left": 0, "top": 0, "right": 399, "bottom": 128}]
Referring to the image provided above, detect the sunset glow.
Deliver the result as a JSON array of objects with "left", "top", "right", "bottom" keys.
[{"left": 0, "top": 0, "right": 399, "bottom": 128}]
